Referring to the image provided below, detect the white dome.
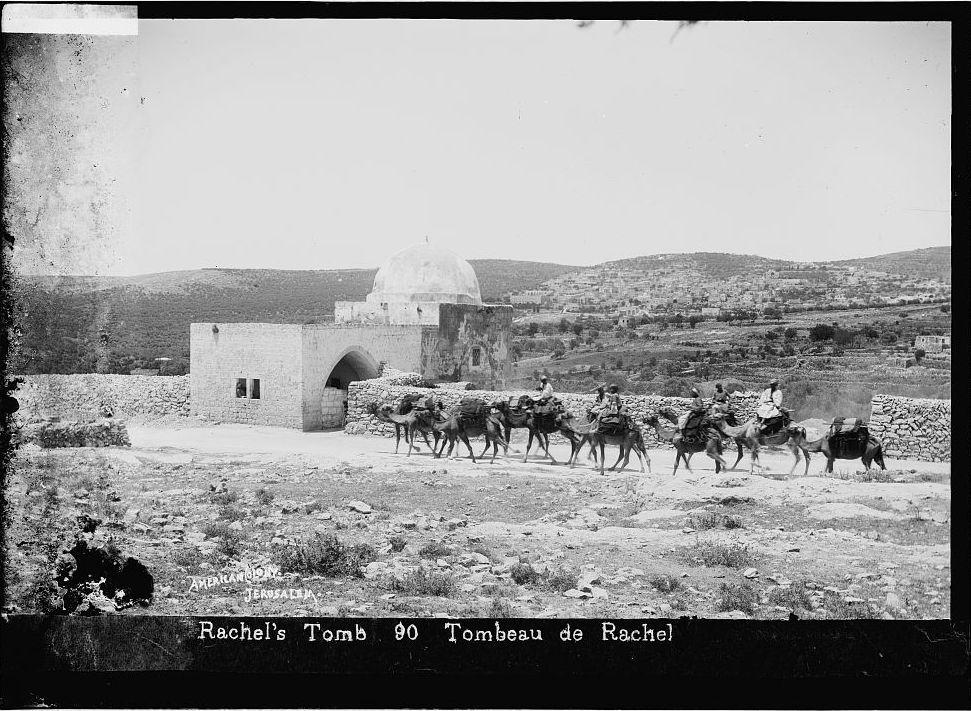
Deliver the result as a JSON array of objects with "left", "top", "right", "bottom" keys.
[{"left": 366, "top": 243, "right": 482, "bottom": 305}]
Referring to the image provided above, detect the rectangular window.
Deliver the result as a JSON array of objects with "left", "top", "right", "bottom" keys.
[
  {"left": 471, "top": 347, "right": 481, "bottom": 366},
  {"left": 250, "top": 378, "right": 261, "bottom": 399},
  {"left": 235, "top": 379, "right": 247, "bottom": 398}
]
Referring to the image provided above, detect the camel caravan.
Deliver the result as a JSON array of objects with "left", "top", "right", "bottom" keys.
[{"left": 367, "top": 378, "right": 887, "bottom": 478}]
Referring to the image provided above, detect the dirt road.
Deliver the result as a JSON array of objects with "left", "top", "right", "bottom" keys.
[{"left": 5, "top": 422, "right": 950, "bottom": 620}]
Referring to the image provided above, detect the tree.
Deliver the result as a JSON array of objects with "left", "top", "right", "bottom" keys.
[
  {"left": 913, "top": 348, "right": 926, "bottom": 363},
  {"left": 558, "top": 318, "right": 570, "bottom": 333},
  {"left": 572, "top": 323, "right": 584, "bottom": 337},
  {"left": 784, "top": 327, "right": 798, "bottom": 339},
  {"left": 809, "top": 324, "right": 836, "bottom": 341},
  {"left": 527, "top": 322, "right": 539, "bottom": 337},
  {"left": 688, "top": 315, "right": 701, "bottom": 329}
]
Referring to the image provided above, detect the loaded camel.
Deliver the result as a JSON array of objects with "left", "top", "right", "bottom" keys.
[
  {"left": 563, "top": 414, "right": 650, "bottom": 475},
  {"left": 707, "top": 410, "right": 805, "bottom": 476},
  {"left": 492, "top": 398, "right": 582, "bottom": 464},
  {"left": 367, "top": 400, "right": 440, "bottom": 455},
  {"left": 642, "top": 410, "right": 731, "bottom": 475},
  {"left": 786, "top": 425, "right": 886, "bottom": 474},
  {"left": 429, "top": 402, "right": 508, "bottom": 464}
]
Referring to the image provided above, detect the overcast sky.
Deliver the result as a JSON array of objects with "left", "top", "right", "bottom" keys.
[{"left": 13, "top": 19, "right": 952, "bottom": 275}]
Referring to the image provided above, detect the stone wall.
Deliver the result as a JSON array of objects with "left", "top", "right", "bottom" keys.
[
  {"left": 420, "top": 303, "right": 513, "bottom": 390},
  {"left": 345, "top": 379, "right": 760, "bottom": 448},
  {"left": 13, "top": 374, "right": 190, "bottom": 421},
  {"left": 868, "top": 394, "right": 950, "bottom": 462}
]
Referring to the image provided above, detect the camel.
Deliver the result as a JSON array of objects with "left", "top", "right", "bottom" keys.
[
  {"left": 492, "top": 400, "right": 581, "bottom": 464},
  {"left": 644, "top": 411, "right": 728, "bottom": 476},
  {"left": 367, "top": 400, "right": 439, "bottom": 455},
  {"left": 707, "top": 411, "right": 805, "bottom": 476},
  {"left": 787, "top": 425, "right": 887, "bottom": 474},
  {"left": 562, "top": 415, "right": 650, "bottom": 475},
  {"left": 431, "top": 407, "right": 508, "bottom": 464},
  {"left": 653, "top": 407, "right": 747, "bottom": 471}
]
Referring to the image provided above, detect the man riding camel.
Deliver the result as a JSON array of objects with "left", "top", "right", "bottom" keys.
[
  {"left": 677, "top": 387, "right": 707, "bottom": 436},
  {"left": 711, "top": 382, "right": 729, "bottom": 414},
  {"left": 588, "top": 385, "right": 607, "bottom": 421},
  {"left": 755, "top": 379, "right": 784, "bottom": 432},
  {"left": 601, "top": 384, "right": 633, "bottom": 429},
  {"left": 537, "top": 375, "right": 554, "bottom": 403}
]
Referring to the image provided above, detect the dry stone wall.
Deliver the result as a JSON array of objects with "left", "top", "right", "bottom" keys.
[
  {"left": 868, "top": 394, "right": 950, "bottom": 462},
  {"left": 20, "top": 419, "right": 132, "bottom": 448},
  {"left": 345, "top": 378, "right": 760, "bottom": 449},
  {"left": 13, "top": 375, "right": 190, "bottom": 422}
]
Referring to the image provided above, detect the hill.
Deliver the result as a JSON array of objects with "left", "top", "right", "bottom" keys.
[
  {"left": 601, "top": 252, "right": 791, "bottom": 278},
  {"left": 831, "top": 246, "right": 950, "bottom": 283},
  {"left": 10, "top": 260, "right": 579, "bottom": 374}
]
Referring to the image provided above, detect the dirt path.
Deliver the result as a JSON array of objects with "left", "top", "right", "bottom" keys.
[{"left": 5, "top": 424, "right": 950, "bottom": 620}]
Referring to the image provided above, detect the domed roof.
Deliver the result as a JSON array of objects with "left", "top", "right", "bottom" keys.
[{"left": 366, "top": 243, "right": 482, "bottom": 305}]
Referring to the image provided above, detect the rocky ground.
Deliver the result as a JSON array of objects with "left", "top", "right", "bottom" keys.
[{"left": 3, "top": 422, "right": 951, "bottom": 620}]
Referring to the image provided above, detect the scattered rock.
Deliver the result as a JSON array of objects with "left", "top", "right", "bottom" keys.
[
  {"left": 348, "top": 501, "right": 373, "bottom": 514},
  {"left": 743, "top": 568, "right": 759, "bottom": 579},
  {"left": 563, "top": 589, "right": 591, "bottom": 599}
]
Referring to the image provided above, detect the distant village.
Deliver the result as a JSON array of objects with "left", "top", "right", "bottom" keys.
[{"left": 509, "top": 258, "right": 951, "bottom": 321}]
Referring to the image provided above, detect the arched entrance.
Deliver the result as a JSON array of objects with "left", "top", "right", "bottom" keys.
[{"left": 320, "top": 347, "right": 380, "bottom": 428}]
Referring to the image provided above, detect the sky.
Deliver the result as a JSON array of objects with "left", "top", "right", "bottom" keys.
[{"left": 9, "top": 19, "right": 952, "bottom": 275}]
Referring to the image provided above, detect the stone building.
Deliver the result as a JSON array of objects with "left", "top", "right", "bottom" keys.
[{"left": 190, "top": 243, "right": 512, "bottom": 430}]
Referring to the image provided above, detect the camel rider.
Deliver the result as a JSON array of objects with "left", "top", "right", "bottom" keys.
[
  {"left": 712, "top": 383, "right": 729, "bottom": 414},
  {"left": 588, "top": 385, "right": 607, "bottom": 420},
  {"left": 537, "top": 375, "right": 554, "bottom": 403},
  {"left": 756, "top": 379, "right": 784, "bottom": 431},
  {"left": 677, "top": 387, "right": 707, "bottom": 434}
]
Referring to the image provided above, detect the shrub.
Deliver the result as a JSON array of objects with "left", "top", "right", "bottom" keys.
[
  {"left": 388, "top": 536, "right": 407, "bottom": 553},
  {"left": 541, "top": 566, "right": 579, "bottom": 593},
  {"left": 273, "top": 534, "right": 375, "bottom": 578},
  {"left": 390, "top": 568, "right": 457, "bottom": 597},
  {"left": 819, "top": 591, "right": 878, "bottom": 619},
  {"left": 648, "top": 574, "right": 682, "bottom": 594},
  {"left": 418, "top": 541, "right": 452, "bottom": 559},
  {"left": 210, "top": 490, "right": 240, "bottom": 506},
  {"left": 679, "top": 541, "right": 756, "bottom": 569},
  {"left": 488, "top": 596, "right": 514, "bottom": 618},
  {"left": 509, "top": 562, "right": 540, "bottom": 586},
  {"left": 717, "top": 582, "right": 758, "bottom": 614},
  {"left": 255, "top": 488, "right": 275, "bottom": 506},
  {"left": 767, "top": 582, "right": 814, "bottom": 611},
  {"left": 217, "top": 504, "right": 247, "bottom": 522}
]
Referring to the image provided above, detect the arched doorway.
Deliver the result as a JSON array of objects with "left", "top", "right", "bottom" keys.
[{"left": 320, "top": 347, "right": 380, "bottom": 428}]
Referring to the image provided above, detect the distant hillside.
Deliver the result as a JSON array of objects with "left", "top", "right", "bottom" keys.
[
  {"left": 10, "top": 247, "right": 947, "bottom": 375},
  {"left": 600, "top": 252, "right": 790, "bottom": 278},
  {"left": 830, "top": 246, "right": 951, "bottom": 283},
  {"left": 10, "top": 260, "right": 579, "bottom": 374}
]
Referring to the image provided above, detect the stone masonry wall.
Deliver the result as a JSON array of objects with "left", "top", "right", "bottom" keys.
[
  {"left": 13, "top": 374, "right": 190, "bottom": 421},
  {"left": 345, "top": 378, "right": 760, "bottom": 449},
  {"left": 869, "top": 394, "right": 950, "bottom": 462}
]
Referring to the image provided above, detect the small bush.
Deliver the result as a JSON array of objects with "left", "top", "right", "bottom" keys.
[
  {"left": 469, "top": 543, "right": 497, "bottom": 562},
  {"left": 215, "top": 532, "right": 245, "bottom": 559},
  {"left": 217, "top": 504, "right": 247, "bottom": 522},
  {"left": 303, "top": 500, "right": 323, "bottom": 515},
  {"left": 722, "top": 515, "right": 744, "bottom": 530},
  {"left": 687, "top": 511, "right": 722, "bottom": 530},
  {"left": 679, "top": 541, "right": 756, "bottom": 569},
  {"left": 171, "top": 547, "right": 204, "bottom": 569},
  {"left": 210, "top": 490, "right": 240, "bottom": 506},
  {"left": 390, "top": 568, "right": 457, "bottom": 597},
  {"left": 648, "top": 574, "right": 682, "bottom": 594},
  {"left": 767, "top": 582, "right": 814, "bottom": 611},
  {"left": 388, "top": 536, "right": 407, "bottom": 553},
  {"left": 509, "top": 562, "right": 540, "bottom": 586},
  {"left": 541, "top": 566, "right": 579, "bottom": 593},
  {"left": 255, "top": 488, "right": 275, "bottom": 506},
  {"left": 820, "top": 591, "right": 879, "bottom": 619},
  {"left": 487, "top": 596, "right": 514, "bottom": 618},
  {"left": 274, "top": 534, "right": 375, "bottom": 578},
  {"left": 418, "top": 541, "right": 452, "bottom": 559},
  {"left": 717, "top": 582, "right": 758, "bottom": 614}
]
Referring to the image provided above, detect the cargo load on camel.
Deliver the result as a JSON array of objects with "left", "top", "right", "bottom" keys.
[
  {"left": 829, "top": 417, "right": 868, "bottom": 442},
  {"left": 458, "top": 398, "right": 490, "bottom": 427}
]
